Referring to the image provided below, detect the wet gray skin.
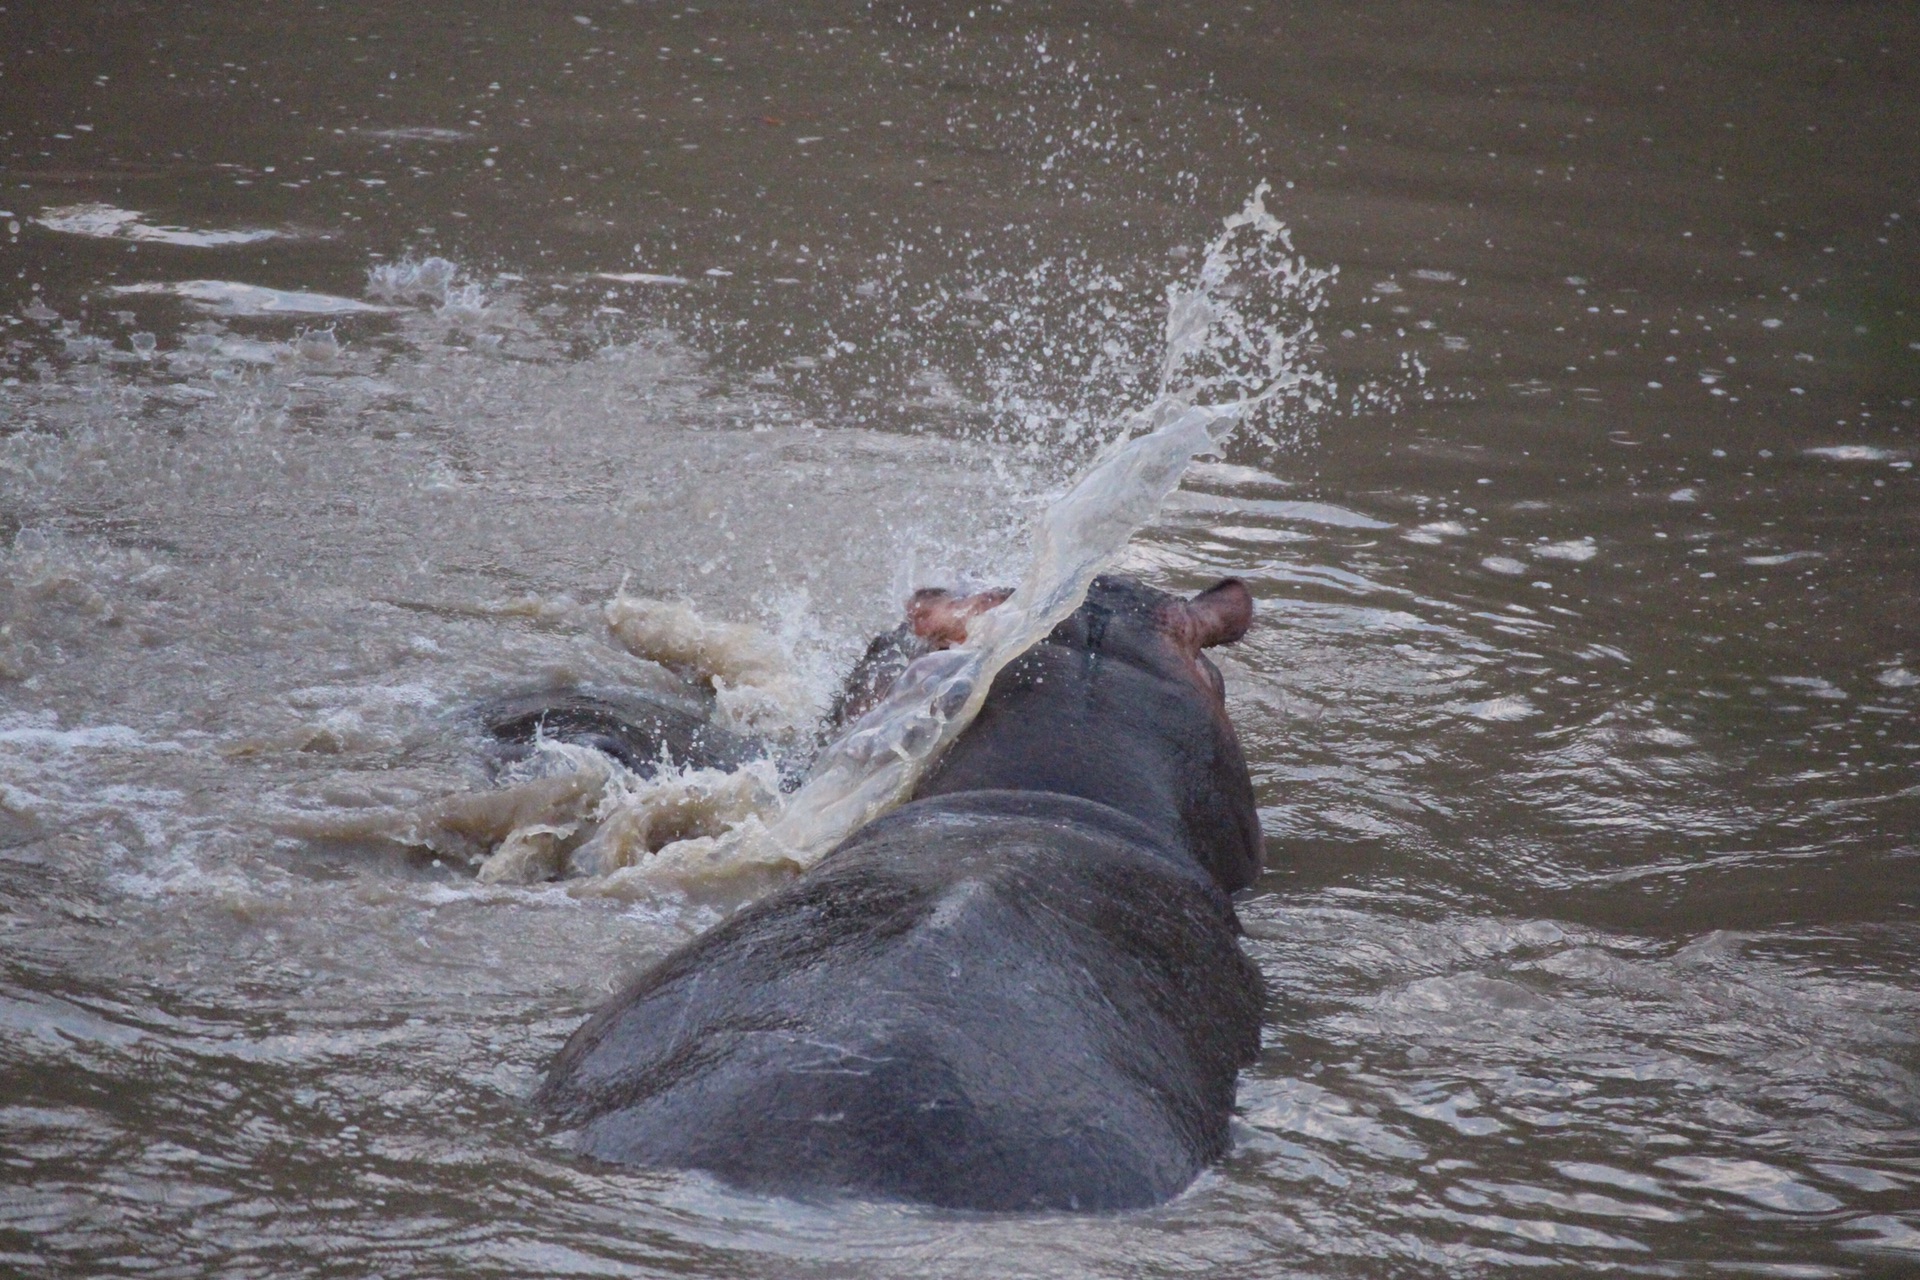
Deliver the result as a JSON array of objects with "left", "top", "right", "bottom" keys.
[{"left": 2, "top": 1, "right": 1917, "bottom": 1276}]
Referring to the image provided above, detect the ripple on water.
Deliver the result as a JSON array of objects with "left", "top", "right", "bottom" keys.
[{"left": 1229, "top": 901, "right": 1920, "bottom": 1267}]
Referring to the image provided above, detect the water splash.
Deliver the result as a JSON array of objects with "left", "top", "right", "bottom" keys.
[
  {"left": 1155, "top": 182, "right": 1335, "bottom": 440},
  {"left": 366, "top": 255, "right": 460, "bottom": 305},
  {"left": 643, "top": 185, "right": 1335, "bottom": 885},
  {"left": 604, "top": 592, "right": 816, "bottom": 739},
  {"left": 34, "top": 202, "right": 279, "bottom": 248}
]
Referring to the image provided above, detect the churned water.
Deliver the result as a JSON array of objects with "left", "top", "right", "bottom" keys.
[{"left": 2, "top": 2, "right": 1916, "bottom": 1276}]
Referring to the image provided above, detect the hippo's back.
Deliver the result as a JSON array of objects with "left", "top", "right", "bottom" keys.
[{"left": 537, "top": 792, "right": 1263, "bottom": 1210}]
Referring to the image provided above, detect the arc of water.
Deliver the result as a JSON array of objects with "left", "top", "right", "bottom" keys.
[
  {"left": 765, "top": 397, "right": 1240, "bottom": 863},
  {"left": 652, "top": 182, "right": 1329, "bottom": 877}
]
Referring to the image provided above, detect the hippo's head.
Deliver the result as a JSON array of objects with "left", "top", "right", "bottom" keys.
[
  {"left": 1040, "top": 575, "right": 1254, "bottom": 704},
  {"left": 908, "top": 575, "right": 1264, "bottom": 894}
]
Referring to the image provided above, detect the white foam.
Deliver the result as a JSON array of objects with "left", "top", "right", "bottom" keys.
[
  {"left": 355, "top": 126, "right": 476, "bottom": 142},
  {"left": 435, "top": 283, "right": 492, "bottom": 321},
  {"left": 1805, "top": 445, "right": 1901, "bottom": 463},
  {"left": 1458, "top": 696, "right": 1539, "bottom": 722},
  {"left": 1402, "top": 520, "right": 1469, "bottom": 546},
  {"left": 560, "top": 759, "right": 783, "bottom": 882},
  {"left": 110, "top": 281, "right": 394, "bottom": 316},
  {"left": 1212, "top": 525, "right": 1312, "bottom": 546},
  {"left": 1533, "top": 538, "right": 1598, "bottom": 563},
  {"left": 604, "top": 595, "right": 815, "bottom": 738},
  {"left": 35, "top": 202, "right": 277, "bottom": 248},
  {"left": 366, "top": 256, "right": 458, "bottom": 305},
  {"left": 1742, "top": 551, "right": 1822, "bottom": 566},
  {"left": 594, "top": 271, "right": 692, "bottom": 286},
  {"left": 0, "top": 724, "right": 167, "bottom": 751},
  {"left": 1160, "top": 491, "right": 1392, "bottom": 529},
  {"left": 1183, "top": 461, "right": 1290, "bottom": 490},
  {"left": 1770, "top": 675, "right": 1847, "bottom": 700},
  {"left": 1481, "top": 556, "right": 1528, "bottom": 575}
]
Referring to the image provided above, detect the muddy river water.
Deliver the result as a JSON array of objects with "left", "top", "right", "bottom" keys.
[{"left": 3, "top": 2, "right": 1917, "bottom": 1276}]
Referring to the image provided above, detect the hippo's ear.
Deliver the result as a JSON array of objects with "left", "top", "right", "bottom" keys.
[
  {"left": 907, "top": 586, "right": 1012, "bottom": 648},
  {"left": 1182, "top": 578, "right": 1254, "bottom": 649}
]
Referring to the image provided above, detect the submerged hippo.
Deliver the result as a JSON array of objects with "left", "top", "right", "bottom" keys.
[
  {"left": 535, "top": 575, "right": 1266, "bottom": 1211},
  {"left": 478, "top": 684, "right": 762, "bottom": 778}
]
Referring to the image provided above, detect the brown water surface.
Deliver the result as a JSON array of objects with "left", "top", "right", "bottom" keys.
[{"left": 2, "top": 2, "right": 1916, "bottom": 1276}]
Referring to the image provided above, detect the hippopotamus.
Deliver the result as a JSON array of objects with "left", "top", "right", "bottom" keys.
[
  {"left": 478, "top": 684, "right": 762, "bottom": 778},
  {"left": 478, "top": 587, "right": 1009, "bottom": 783},
  {"left": 534, "top": 575, "right": 1266, "bottom": 1211}
]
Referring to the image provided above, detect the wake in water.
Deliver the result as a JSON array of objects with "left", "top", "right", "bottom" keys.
[{"left": 356, "top": 185, "right": 1334, "bottom": 897}]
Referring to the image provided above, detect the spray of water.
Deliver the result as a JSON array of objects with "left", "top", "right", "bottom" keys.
[{"left": 618, "top": 185, "right": 1334, "bottom": 890}]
